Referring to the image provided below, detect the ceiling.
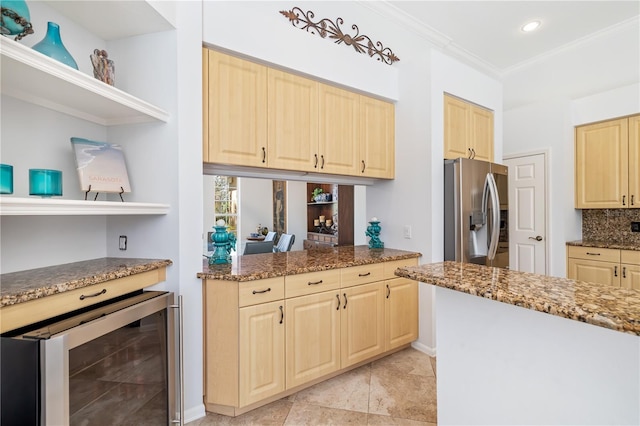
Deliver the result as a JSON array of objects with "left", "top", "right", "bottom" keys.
[{"left": 366, "top": 1, "right": 640, "bottom": 76}]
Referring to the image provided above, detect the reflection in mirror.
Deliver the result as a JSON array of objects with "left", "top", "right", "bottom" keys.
[{"left": 204, "top": 176, "right": 367, "bottom": 255}]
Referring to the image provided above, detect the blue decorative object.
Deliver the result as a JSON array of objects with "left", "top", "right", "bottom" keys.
[
  {"left": 32, "top": 22, "right": 78, "bottom": 69},
  {"left": 0, "top": 0, "right": 33, "bottom": 40},
  {"left": 29, "top": 169, "right": 62, "bottom": 197},
  {"left": 209, "top": 220, "right": 236, "bottom": 264},
  {"left": 0, "top": 164, "right": 13, "bottom": 194},
  {"left": 366, "top": 218, "right": 384, "bottom": 249}
]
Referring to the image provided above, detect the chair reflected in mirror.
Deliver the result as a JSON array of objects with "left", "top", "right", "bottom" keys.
[
  {"left": 274, "top": 233, "right": 295, "bottom": 252},
  {"left": 243, "top": 240, "right": 274, "bottom": 255}
]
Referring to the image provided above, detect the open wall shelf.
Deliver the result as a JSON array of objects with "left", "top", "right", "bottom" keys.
[
  {"left": 0, "top": 38, "right": 169, "bottom": 125},
  {"left": 0, "top": 197, "right": 169, "bottom": 216}
]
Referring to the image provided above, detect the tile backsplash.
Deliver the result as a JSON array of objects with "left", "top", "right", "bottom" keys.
[{"left": 582, "top": 209, "right": 640, "bottom": 245}]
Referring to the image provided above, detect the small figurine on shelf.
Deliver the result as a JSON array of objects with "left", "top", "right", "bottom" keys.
[
  {"left": 209, "top": 219, "right": 236, "bottom": 264},
  {"left": 366, "top": 217, "right": 384, "bottom": 249},
  {"left": 90, "top": 49, "right": 115, "bottom": 86}
]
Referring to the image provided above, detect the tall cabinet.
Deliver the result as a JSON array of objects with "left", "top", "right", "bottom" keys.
[{"left": 0, "top": 3, "right": 173, "bottom": 271}]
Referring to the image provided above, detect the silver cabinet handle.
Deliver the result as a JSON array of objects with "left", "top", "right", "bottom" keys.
[
  {"left": 585, "top": 252, "right": 601, "bottom": 256},
  {"left": 169, "top": 295, "right": 184, "bottom": 425},
  {"left": 528, "top": 236, "right": 543, "bottom": 241},
  {"left": 632, "top": 195, "right": 635, "bottom": 206},
  {"left": 308, "top": 280, "right": 323, "bottom": 285},
  {"left": 623, "top": 266, "right": 627, "bottom": 278},
  {"left": 623, "top": 195, "right": 626, "bottom": 206},
  {"left": 614, "top": 266, "right": 618, "bottom": 277}
]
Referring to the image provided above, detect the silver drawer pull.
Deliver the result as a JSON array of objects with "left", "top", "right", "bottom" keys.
[
  {"left": 79, "top": 288, "right": 107, "bottom": 300},
  {"left": 585, "top": 252, "right": 601, "bottom": 256},
  {"left": 308, "top": 280, "right": 323, "bottom": 285},
  {"left": 358, "top": 272, "right": 371, "bottom": 277},
  {"left": 252, "top": 287, "right": 271, "bottom": 294}
]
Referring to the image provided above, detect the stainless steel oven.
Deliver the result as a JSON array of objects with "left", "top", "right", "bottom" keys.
[{"left": 1, "top": 291, "right": 183, "bottom": 425}]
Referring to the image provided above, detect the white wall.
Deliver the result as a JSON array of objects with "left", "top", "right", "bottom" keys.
[{"left": 503, "top": 88, "right": 639, "bottom": 279}]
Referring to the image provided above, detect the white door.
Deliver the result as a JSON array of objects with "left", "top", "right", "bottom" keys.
[{"left": 504, "top": 153, "right": 547, "bottom": 274}]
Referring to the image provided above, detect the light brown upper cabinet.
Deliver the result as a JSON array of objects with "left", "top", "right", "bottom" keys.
[
  {"left": 203, "top": 47, "right": 395, "bottom": 179},
  {"left": 444, "top": 93, "right": 494, "bottom": 162},
  {"left": 360, "top": 96, "right": 395, "bottom": 178},
  {"left": 318, "top": 84, "right": 360, "bottom": 175},
  {"left": 575, "top": 115, "right": 640, "bottom": 209},
  {"left": 203, "top": 49, "right": 268, "bottom": 167},
  {"left": 267, "top": 70, "right": 319, "bottom": 172}
]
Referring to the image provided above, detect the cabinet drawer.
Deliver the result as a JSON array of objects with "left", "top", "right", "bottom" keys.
[
  {"left": 238, "top": 277, "right": 284, "bottom": 307},
  {"left": 383, "top": 258, "right": 419, "bottom": 279},
  {"left": 285, "top": 270, "right": 341, "bottom": 298},
  {"left": 341, "top": 263, "right": 384, "bottom": 288},
  {"left": 567, "top": 246, "right": 620, "bottom": 262},
  {"left": 621, "top": 249, "right": 640, "bottom": 265}
]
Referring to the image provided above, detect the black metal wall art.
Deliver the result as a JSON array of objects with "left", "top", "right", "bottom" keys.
[{"left": 280, "top": 7, "right": 399, "bottom": 65}]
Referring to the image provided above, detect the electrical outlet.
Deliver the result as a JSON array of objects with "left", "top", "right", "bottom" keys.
[
  {"left": 403, "top": 225, "right": 412, "bottom": 239},
  {"left": 632, "top": 222, "right": 640, "bottom": 232},
  {"left": 119, "top": 235, "right": 127, "bottom": 250}
]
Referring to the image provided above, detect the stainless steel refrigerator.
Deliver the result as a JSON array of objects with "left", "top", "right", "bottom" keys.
[{"left": 444, "top": 158, "right": 509, "bottom": 268}]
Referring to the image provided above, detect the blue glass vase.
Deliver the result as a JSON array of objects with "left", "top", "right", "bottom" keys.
[
  {"left": 32, "top": 22, "right": 78, "bottom": 70},
  {"left": 1, "top": 0, "right": 32, "bottom": 40}
]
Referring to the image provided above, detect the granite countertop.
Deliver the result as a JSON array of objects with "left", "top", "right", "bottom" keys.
[
  {"left": 395, "top": 261, "right": 640, "bottom": 336},
  {"left": 198, "top": 246, "right": 421, "bottom": 281},
  {"left": 1, "top": 257, "right": 173, "bottom": 308},
  {"left": 566, "top": 240, "right": 640, "bottom": 251}
]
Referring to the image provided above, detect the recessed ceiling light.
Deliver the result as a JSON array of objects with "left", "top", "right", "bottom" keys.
[{"left": 521, "top": 20, "right": 541, "bottom": 32}]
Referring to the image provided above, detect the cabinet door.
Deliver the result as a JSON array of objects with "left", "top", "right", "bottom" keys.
[
  {"left": 470, "top": 104, "right": 494, "bottom": 162},
  {"left": 318, "top": 84, "right": 360, "bottom": 175},
  {"left": 285, "top": 291, "right": 341, "bottom": 388},
  {"left": 621, "top": 264, "right": 640, "bottom": 290},
  {"left": 239, "top": 301, "right": 285, "bottom": 407},
  {"left": 340, "top": 282, "right": 385, "bottom": 367},
  {"left": 268, "top": 70, "right": 318, "bottom": 171},
  {"left": 575, "top": 118, "right": 629, "bottom": 209},
  {"left": 359, "top": 96, "right": 395, "bottom": 178},
  {"left": 204, "top": 49, "right": 267, "bottom": 167},
  {"left": 567, "top": 258, "right": 621, "bottom": 287},
  {"left": 384, "top": 278, "right": 418, "bottom": 351},
  {"left": 444, "top": 94, "right": 471, "bottom": 160},
  {"left": 628, "top": 115, "right": 640, "bottom": 208}
]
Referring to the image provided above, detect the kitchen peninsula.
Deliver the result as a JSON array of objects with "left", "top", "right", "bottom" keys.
[
  {"left": 395, "top": 261, "right": 640, "bottom": 425},
  {"left": 198, "top": 246, "right": 421, "bottom": 416}
]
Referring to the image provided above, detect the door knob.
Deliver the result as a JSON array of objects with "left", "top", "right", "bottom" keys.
[{"left": 528, "top": 236, "right": 543, "bottom": 241}]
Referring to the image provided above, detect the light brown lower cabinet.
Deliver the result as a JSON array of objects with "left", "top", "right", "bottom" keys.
[
  {"left": 566, "top": 245, "right": 640, "bottom": 289},
  {"left": 202, "top": 258, "right": 419, "bottom": 416}
]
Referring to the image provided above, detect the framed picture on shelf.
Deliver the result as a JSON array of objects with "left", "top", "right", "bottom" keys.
[
  {"left": 273, "top": 180, "right": 286, "bottom": 235},
  {"left": 70, "top": 137, "right": 131, "bottom": 194}
]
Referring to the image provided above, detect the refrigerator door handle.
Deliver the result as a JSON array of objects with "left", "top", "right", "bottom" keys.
[{"left": 482, "top": 172, "right": 501, "bottom": 260}]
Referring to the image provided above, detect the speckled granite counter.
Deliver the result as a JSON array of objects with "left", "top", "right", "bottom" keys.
[
  {"left": 566, "top": 240, "right": 640, "bottom": 251},
  {"left": 1, "top": 258, "right": 173, "bottom": 307},
  {"left": 395, "top": 261, "right": 640, "bottom": 336},
  {"left": 198, "top": 246, "right": 420, "bottom": 281}
]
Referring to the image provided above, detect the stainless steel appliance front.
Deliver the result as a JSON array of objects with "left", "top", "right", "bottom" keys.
[
  {"left": 444, "top": 158, "right": 509, "bottom": 268},
  {"left": 1, "top": 291, "right": 183, "bottom": 425}
]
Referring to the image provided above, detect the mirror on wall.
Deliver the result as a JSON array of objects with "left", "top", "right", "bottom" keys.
[{"left": 203, "top": 176, "right": 368, "bottom": 255}]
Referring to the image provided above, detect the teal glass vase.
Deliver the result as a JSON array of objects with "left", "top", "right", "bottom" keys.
[
  {"left": 0, "top": 0, "right": 33, "bottom": 40},
  {"left": 32, "top": 22, "right": 78, "bottom": 70}
]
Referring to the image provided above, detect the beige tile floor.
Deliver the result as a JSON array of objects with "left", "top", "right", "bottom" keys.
[{"left": 190, "top": 347, "right": 437, "bottom": 426}]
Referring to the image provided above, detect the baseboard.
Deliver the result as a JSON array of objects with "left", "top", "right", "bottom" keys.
[
  {"left": 184, "top": 403, "right": 207, "bottom": 424},
  {"left": 411, "top": 341, "right": 436, "bottom": 357}
]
